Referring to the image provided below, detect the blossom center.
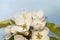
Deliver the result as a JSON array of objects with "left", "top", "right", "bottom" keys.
[
  {"left": 35, "top": 32, "right": 42, "bottom": 39},
  {"left": 22, "top": 24, "right": 27, "bottom": 30}
]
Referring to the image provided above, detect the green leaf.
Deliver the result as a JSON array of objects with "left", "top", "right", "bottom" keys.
[
  {"left": 46, "top": 22, "right": 60, "bottom": 37},
  {"left": 0, "top": 19, "right": 16, "bottom": 28},
  {"left": 9, "top": 36, "right": 14, "bottom": 40},
  {"left": 50, "top": 37, "right": 59, "bottom": 40}
]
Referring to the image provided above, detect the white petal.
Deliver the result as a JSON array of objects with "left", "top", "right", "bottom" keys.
[
  {"left": 4, "top": 33, "right": 12, "bottom": 40},
  {"left": 14, "top": 35, "right": 27, "bottom": 40},
  {"left": 12, "top": 14, "right": 25, "bottom": 25},
  {"left": 10, "top": 26, "right": 17, "bottom": 34},
  {"left": 5, "top": 26, "right": 11, "bottom": 33},
  {"left": 40, "top": 27, "right": 49, "bottom": 36},
  {"left": 36, "top": 10, "right": 44, "bottom": 18},
  {"left": 10, "top": 25, "right": 30, "bottom": 33},
  {"left": 40, "top": 36, "right": 50, "bottom": 40},
  {"left": 40, "top": 21, "right": 46, "bottom": 30},
  {"left": 32, "top": 36, "right": 49, "bottom": 40},
  {"left": 16, "top": 26, "right": 30, "bottom": 33},
  {"left": 24, "top": 13, "right": 33, "bottom": 26},
  {"left": 12, "top": 12, "right": 33, "bottom": 26}
]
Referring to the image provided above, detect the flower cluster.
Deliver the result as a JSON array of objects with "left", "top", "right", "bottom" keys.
[{"left": 4, "top": 10, "right": 50, "bottom": 40}]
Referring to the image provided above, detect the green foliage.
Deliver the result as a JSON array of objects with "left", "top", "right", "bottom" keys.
[
  {"left": 0, "top": 19, "right": 15, "bottom": 28},
  {"left": 9, "top": 36, "right": 14, "bottom": 40},
  {"left": 46, "top": 22, "right": 60, "bottom": 37},
  {"left": 50, "top": 37, "right": 59, "bottom": 40}
]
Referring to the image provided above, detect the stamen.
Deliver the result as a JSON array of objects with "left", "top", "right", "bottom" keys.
[
  {"left": 22, "top": 24, "right": 27, "bottom": 30},
  {"left": 35, "top": 32, "right": 42, "bottom": 39}
]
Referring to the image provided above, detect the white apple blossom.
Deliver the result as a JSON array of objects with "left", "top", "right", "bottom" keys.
[
  {"left": 12, "top": 11, "right": 33, "bottom": 26},
  {"left": 30, "top": 10, "right": 46, "bottom": 30},
  {"left": 31, "top": 17, "right": 46, "bottom": 30},
  {"left": 33, "top": 10, "right": 46, "bottom": 21},
  {"left": 10, "top": 12, "right": 33, "bottom": 34},
  {"left": 10, "top": 25, "right": 30, "bottom": 34},
  {"left": 5, "top": 25, "right": 30, "bottom": 34},
  {"left": 32, "top": 28, "right": 49, "bottom": 40},
  {"left": 4, "top": 10, "right": 50, "bottom": 40},
  {"left": 14, "top": 35, "right": 27, "bottom": 40}
]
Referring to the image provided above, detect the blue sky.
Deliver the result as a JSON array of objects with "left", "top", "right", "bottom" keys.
[{"left": 0, "top": 0, "right": 60, "bottom": 40}]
